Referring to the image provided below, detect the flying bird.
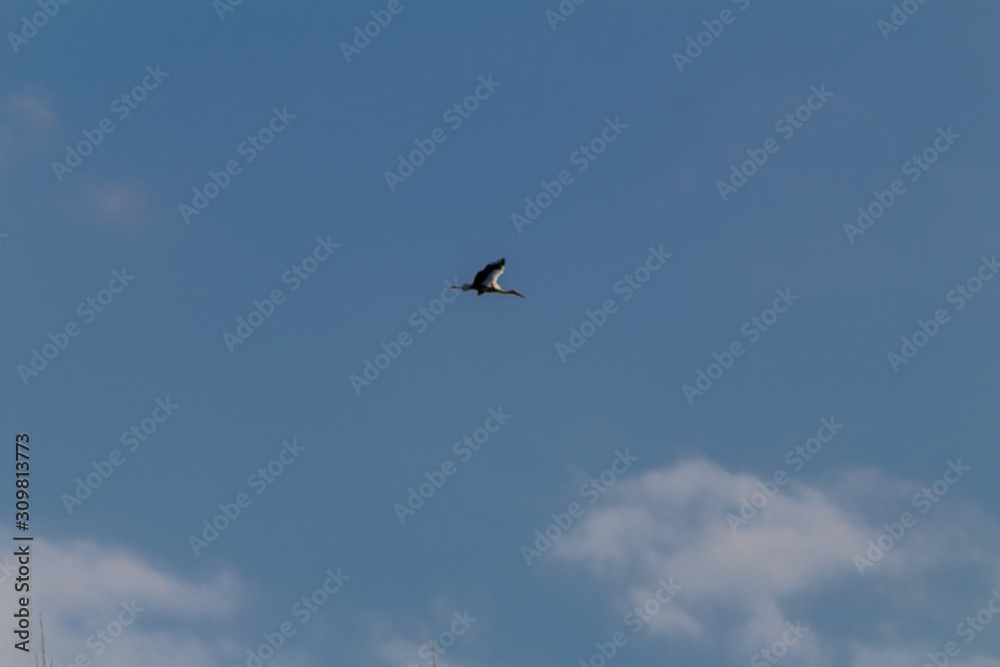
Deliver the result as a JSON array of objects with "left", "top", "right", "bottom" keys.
[{"left": 450, "top": 258, "right": 525, "bottom": 299}]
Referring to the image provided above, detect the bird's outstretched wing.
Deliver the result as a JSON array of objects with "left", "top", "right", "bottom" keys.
[{"left": 473, "top": 258, "right": 505, "bottom": 289}]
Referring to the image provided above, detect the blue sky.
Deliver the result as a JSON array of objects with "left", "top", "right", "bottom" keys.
[{"left": 3, "top": 1, "right": 1000, "bottom": 666}]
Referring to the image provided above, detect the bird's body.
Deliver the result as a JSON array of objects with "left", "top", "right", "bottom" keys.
[{"left": 451, "top": 258, "right": 525, "bottom": 298}]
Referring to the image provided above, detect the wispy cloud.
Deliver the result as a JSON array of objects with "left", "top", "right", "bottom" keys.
[
  {"left": 0, "top": 88, "right": 150, "bottom": 230},
  {"left": 85, "top": 179, "right": 150, "bottom": 227},
  {"left": 8, "top": 91, "right": 57, "bottom": 132},
  {"left": 0, "top": 89, "right": 56, "bottom": 168},
  {"left": 360, "top": 599, "right": 489, "bottom": 667}
]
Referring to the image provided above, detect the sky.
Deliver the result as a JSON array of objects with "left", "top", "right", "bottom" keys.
[{"left": 2, "top": 1, "right": 1000, "bottom": 666}]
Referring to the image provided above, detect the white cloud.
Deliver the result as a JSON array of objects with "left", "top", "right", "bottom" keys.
[
  {"left": 545, "top": 457, "right": 1000, "bottom": 666},
  {"left": 4, "top": 458, "right": 997, "bottom": 667},
  {"left": 33, "top": 538, "right": 241, "bottom": 618},
  {"left": 0, "top": 535, "right": 244, "bottom": 667}
]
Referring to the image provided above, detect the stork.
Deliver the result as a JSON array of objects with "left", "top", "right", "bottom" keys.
[{"left": 450, "top": 258, "right": 525, "bottom": 298}]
